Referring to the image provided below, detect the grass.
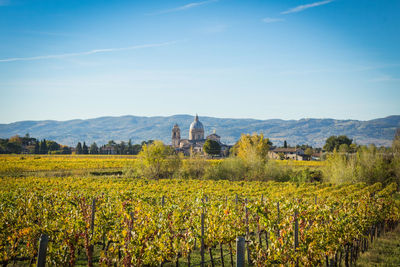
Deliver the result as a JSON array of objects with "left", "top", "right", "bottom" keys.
[{"left": 357, "top": 225, "right": 400, "bottom": 267}]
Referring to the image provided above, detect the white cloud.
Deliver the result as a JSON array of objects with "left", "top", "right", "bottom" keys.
[
  {"left": 149, "top": 0, "right": 218, "bottom": 15},
  {"left": 262, "top": 17, "right": 285, "bottom": 23},
  {"left": 0, "top": 41, "right": 179, "bottom": 63},
  {"left": 281, "top": 0, "right": 333, "bottom": 15}
]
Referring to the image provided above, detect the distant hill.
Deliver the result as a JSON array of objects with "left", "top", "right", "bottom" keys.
[{"left": 0, "top": 115, "right": 399, "bottom": 147}]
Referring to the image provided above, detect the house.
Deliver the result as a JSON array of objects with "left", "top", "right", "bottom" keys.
[
  {"left": 268, "top": 147, "right": 306, "bottom": 160},
  {"left": 101, "top": 144, "right": 117, "bottom": 155}
]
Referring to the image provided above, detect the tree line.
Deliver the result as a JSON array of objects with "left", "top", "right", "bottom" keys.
[
  {"left": 74, "top": 140, "right": 153, "bottom": 155},
  {"left": 0, "top": 134, "right": 71, "bottom": 154},
  {"left": 0, "top": 134, "right": 153, "bottom": 155}
]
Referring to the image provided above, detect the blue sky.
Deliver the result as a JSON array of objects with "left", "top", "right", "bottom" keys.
[{"left": 0, "top": 0, "right": 399, "bottom": 123}]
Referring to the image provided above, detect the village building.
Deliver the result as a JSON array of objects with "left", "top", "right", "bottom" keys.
[
  {"left": 268, "top": 147, "right": 307, "bottom": 161},
  {"left": 171, "top": 115, "right": 230, "bottom": 156},
  {"left": 100, "top": 144, "right": 117, "bottom": 155}
]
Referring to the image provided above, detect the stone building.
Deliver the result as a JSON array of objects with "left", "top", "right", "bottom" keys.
[
  {"left": 171, "top": 115, "right": 230, "bottom": 156},
  {"left": 268, "top": 147, "right": 306, "bottom": 160}
]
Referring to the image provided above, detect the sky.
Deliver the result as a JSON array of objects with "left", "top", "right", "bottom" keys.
[{"left": 0, "top": 0, "right": 399, "bottom": 123}]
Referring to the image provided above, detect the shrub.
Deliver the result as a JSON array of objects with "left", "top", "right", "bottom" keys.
[{"left": 134, "top": 141, "right": 181, "bottom": 179}]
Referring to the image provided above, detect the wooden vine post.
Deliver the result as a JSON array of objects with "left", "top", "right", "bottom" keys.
[
  {"left": 236, "top": 236, "right": 245, "bottom": 267},
  {"left": 294, "top": 211, "right": 299, "bottom": 267},
  {"left": 200, "top": 213, "right": 205, "bottom": 267},
  {"left": 276, "top": 201, "right": 281, "bottom": 237},
  {"left": 245, "top": 198, "right": 251, "bottom": 264},
  {"left": 91, "top": 198, "right": 96, "bottom": 235},
  {"left": 88, "top": 198, "right": 96, "bottom": 267},
  {"left": 36, "top": 234, "right": 49, "bottom": 267}
]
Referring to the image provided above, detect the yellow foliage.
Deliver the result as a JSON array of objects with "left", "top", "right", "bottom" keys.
[{"left": 232, "top": 133, "right": 270, "bottom": 162}]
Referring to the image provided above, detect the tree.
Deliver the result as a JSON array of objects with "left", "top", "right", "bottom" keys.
[
  {"left": 127, "top": 139, "right": 133, "bottom": 154},
  {"left": 76, "top": 142, "right": 83, "bottom": 154},
  {"left": 392, "top": 128, "right": 400, "bottom": 153},
  {"left": 231, "top": 133, "right": 271, "bottom": 163},
  {"left": 47, "top": 140, "right": 60, "bottom": 152},
  {"left": 34, "top": 141, "right": 40, "bottom": 154},
  {"left": 349, "top": 143, "right": 358, "bottom": 153},
  {"left": 82, "top": 142, "right": 89, "bottom": 154},
  {"left": 203, "top": 139, "right": 221, "bottom": 157},
  {"left": 283, "top": 140, "right": 287, "bottom": 148},
  {"left": 7, "top": 135, "right": 23, "bottom": 153},
  {"left": 323, "top": 135, "right": 353, "bottom": 152},
  {"left": 61, "top": 146, "right": 72, "bottom": 154},
  {"left": 9, "top": 135, "right": 22, "bottom": 145},
  {"left": 135, "top": 140, "right": 180, "bottom": 179},
  {"left": 40, "top": 139, "right": 48, "bottom": 154},
  {"left": 119, "top": 141, "right": 126, "bottom": 155},
  {"left": 6, "top": 142, "right": 22, "bottom": 153},
  {"left": 322, "top": 145, "right": 393, "bottom": 185},
  {"left": 132, "top": 144, "right": 142, "bottom": 155},
  {"left": 339, "top": 144, "right": 349, "bottom": 153},
  {"left": 89, "top": 142, "right": 99, "bottom": 154},
  {"left": 141, "top": 140, "right": 154, "bottom": 146},
  {"left": 304, "top": 148, "right": 313, "bottom": 157}
]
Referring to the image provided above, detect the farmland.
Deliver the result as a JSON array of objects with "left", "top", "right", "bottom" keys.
[
  {"left": 0, "top": 154, "right": 323, "bottom": 178},
  {"left": 0, "top": 155, "right": 399, "bottom": 266}
]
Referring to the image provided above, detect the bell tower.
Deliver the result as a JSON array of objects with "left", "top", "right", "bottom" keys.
[{"left": 172, "top": 124, "right": 181, "bottom": 148}]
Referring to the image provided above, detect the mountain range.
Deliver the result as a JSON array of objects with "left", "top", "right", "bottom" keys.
[{"left": 1, "top": 115, "right": 399, "bottom": 147}]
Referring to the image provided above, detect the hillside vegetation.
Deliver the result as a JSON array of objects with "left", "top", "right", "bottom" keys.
[{"left": 1, "top": 115, "right": 399, "bottom": 147}]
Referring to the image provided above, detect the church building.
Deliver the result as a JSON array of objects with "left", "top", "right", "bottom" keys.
[{"left": 171, "top": 115, "right": 230, "bottom": 156}]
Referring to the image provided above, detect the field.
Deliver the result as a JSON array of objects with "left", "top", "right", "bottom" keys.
[
  {"left": 0, "top": 155, "right": 399, "bottom": 266},
  {"left": 0, "top": 155, "right": 136, "bottom": 175},
  {"left": 0, "top": 155, "right": 324, "bottom": 171}
]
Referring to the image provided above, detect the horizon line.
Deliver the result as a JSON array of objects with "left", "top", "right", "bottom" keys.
[{"left": 1, "top": 114, "right": 398, "bottom": 124}]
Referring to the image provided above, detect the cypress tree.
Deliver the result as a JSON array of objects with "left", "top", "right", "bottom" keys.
[
  {"left": 76, "top": 142, "right": 83, "bottom": 154},
  {"left": 82, "top": 142, "right": 89, "bottom": 154},
  {"left": 34, "top": 140, "right": 40, "bottom": 154},
  {"left": 40, "top": 139, "right": 48, "bottom": 154},
  {"left": 128, "top": 139, "right": 133, "bottom": 154},
  {"left": 89, "top": 142, "right": 99, "bottom": 154}
]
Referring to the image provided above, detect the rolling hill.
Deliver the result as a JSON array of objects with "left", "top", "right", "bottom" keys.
[{"left": 0, "top": 115, "right": 399, "bottom": 147}]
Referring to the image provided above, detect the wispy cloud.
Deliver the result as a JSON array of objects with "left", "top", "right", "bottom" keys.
[
  {"left": 262, "top": 17, "right": 285, "bottom": 23},
  {"left": 0, "top": 41, "right": 179, "bottom": 63},
  {"left": 149, "top": 0, "right": 218, "bottom": 15},
  {"left": 281, "top": 0, "right": 333, "bottom": 15}
]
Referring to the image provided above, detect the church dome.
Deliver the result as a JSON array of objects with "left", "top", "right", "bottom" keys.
[
  {"left": 189, "top": 114, "right": 204, "bottom": 131},
  {"left": 189, "top": 114, "right": 204, "bottom": 141}
]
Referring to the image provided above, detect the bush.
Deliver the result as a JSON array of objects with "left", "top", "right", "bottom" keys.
[
  {"left": 133, "top": 141, "right": 181, "bottom": 179},
  {"left": 178, "top": 155, "right": 209, "bottom": 179},
  {"left": 203, "top": 157, "right": 248, "bottom": 181},
  {"left": 322, "top": 146, "right": 397, "bottom": 185}
]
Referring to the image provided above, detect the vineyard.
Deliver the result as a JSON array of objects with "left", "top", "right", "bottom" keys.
[
  {"left": 0, "top": 155, "right": 135, "bottom": 173},
  {"left": 0, "top": 155, "right": 324, "bottom": 175},
  {"left": 1, "top": 175, "right": 399, "bottom": 266}
]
